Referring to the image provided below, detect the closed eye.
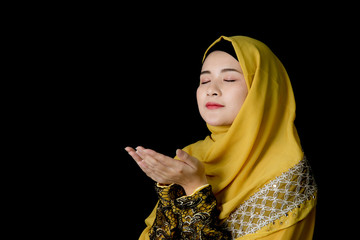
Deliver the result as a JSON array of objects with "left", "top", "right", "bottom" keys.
[
  {"left": 201, "top": 80, "right": 210, "bottom": 84},
  {"left": 224, "top": 80, "right": 236, "bottom": 82}
]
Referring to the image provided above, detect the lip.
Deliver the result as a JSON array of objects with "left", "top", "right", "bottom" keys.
[{"left": 206, "top": 102, "right": 225, "bottom": 109}]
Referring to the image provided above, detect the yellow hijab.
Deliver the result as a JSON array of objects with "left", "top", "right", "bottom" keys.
[
  {"left": 140, "top": 36, "right": 315, "bottom": 239},
  {"left": 183, "top": 35, "right": 304, "bottom": 220}
]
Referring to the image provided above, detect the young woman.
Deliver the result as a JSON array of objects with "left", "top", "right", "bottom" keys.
[{"left": 125, "top": 36, "right": 317, "bottom": 239}]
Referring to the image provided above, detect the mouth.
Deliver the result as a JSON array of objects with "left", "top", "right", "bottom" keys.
[{"left": 206, "top": 102, "right": 225, "bottom": 110}]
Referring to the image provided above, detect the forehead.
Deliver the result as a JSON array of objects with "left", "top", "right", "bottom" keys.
[{"left": 202, "top": 51, "right": 242, "bottom": 72}]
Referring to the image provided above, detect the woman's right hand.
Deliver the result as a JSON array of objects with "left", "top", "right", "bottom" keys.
[{"left": 125, "top": 146, "right": 208, "bottom": 195}]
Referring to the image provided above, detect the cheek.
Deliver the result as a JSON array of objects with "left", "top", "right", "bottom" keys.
[
  {"left": 226, "top": 88, "right": 248, "bottom": 112},
  {"left": 196, "top": 87, "right": 203, "bottom": 105},
  {"left": 233, "top": 84, "right": 248, "bottom": 102}
]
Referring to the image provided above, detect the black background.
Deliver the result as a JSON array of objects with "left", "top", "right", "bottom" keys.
[{"left": 29, "top": 6, "right": 357, "bottom": 239}]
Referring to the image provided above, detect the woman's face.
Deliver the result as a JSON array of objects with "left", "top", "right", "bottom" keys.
[{"left": 197, "top": 51, "right": 248, "bottom": 126}]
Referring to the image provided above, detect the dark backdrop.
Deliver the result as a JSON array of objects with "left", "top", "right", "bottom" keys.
[{"left": 47, "top": 9, "right": 355, "bottom": 239}]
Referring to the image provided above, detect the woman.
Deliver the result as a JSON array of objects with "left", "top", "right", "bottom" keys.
[{"left": 125, "top": 36, "right": 317, "bottom": 239}]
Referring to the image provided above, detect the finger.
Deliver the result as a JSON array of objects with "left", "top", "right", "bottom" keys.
[
  {"left": 124, "top": 146, "right": 134, "bottom": 152},
  {"left": 134, "top": 147, "right": 164, "bottom": 166},
  {"left": 137, "top": 158, "right": 150, "bottom": 171},
  {"left": 137, "top": 158, "right": 167, "bottom": 183},
  {"left": 176, "top": 149, "right": 196, "bottom": 167},
  {"left": 142, "top": 148, "right": 174, "bottom": 167},
  {"left": 125, "top": 146, "right": 143, "bottom": 163},
  {"left": 135, "top": 146, "right": 146, "bottom": 159},
  {"left": 138, "top": 148, "right": 165, "bottom": 170},
  {"left": 126, "top": 147, "right": 169, "bottom": 183},
  {"left": 126, "top": 148, "right": 154, "bottom": 175}
]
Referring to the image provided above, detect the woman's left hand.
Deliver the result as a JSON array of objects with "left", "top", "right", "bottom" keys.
[{"left": 125, "top": 146, "right": 208, "bottom": 195}]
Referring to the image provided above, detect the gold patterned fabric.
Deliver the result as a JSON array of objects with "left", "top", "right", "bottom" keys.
[
  {"left": 149, "top": 184, "right": 231, "bottom": 240},
  {"left": 144, "top": 157, "right": 317, "bottom": 240},
  {"left": 225, "top": 157, "right": 317, "bottom": 239},
  {"left": 142, "top": 158, "right": 317, "bottom": 240}
]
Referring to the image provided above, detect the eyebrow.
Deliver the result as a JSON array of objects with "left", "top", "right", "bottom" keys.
[{"left": 200, "top": 68, "right": 242, "bottom": 75}]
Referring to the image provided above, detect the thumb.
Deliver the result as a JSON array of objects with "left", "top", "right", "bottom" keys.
[{"left": 176, "top": 149, "right": 196, "bottom": 167}]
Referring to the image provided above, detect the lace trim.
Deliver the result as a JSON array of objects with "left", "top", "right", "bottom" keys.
[{"left": 225, "top": 157, "right": 317, "bottom": 238}]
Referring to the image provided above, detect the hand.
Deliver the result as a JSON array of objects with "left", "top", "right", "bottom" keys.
[{"left": 125, "top": 146, "right": 208, "bottom": 195}]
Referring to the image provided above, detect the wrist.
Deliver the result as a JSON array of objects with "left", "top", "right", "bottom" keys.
[{"left": 183, "top": 180, "right": 209, "bottom": 196}]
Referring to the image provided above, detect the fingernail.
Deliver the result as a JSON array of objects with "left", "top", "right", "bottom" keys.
[
  {"left": 177, "top": 149, "right": 183, "bottom": 156},
  {"left": 136, "top": 148, "right": 143, "bottom": 155}
]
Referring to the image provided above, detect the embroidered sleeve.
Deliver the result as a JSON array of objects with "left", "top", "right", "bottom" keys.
[
  {"left": 173, "top": 185, "right": 232, "bottom": 239},
  {"left": 149, "top": 184, "right": 231, "bottom": 240},
  {"left": 149, "top": 184, "right": 185, "bottom": 239}
]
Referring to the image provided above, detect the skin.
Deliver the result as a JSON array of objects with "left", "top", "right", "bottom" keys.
[
  {"left": 125, "top": 50, "right": 248, "bottom": 195},
  {"left": 124, "top": 146, "right": 207, "bottom": 195},
  {"left": 197, "top": 51, "right": 248, "bottom": 126}
]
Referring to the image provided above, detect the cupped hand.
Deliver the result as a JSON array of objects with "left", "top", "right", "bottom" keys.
[{"left": 125, "top": 146, "right": 208, "bottom": 195}]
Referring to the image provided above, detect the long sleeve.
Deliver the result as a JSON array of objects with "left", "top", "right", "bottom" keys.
[
  {"left": 149, "top": 184, "right": 185, "bottom": 239},
  {"left": 148, "top": 184, "right": 231, "bottom": 240}
]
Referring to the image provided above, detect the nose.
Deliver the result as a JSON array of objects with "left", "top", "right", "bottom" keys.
[{"left": 206, "top": 83, "right": 221, "bottom": 96}]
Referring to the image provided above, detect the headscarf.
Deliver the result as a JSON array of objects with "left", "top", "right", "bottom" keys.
[
  {"left": 184, "top": 35, "right": 304, "bottom": 220},
  {"left": 205, "top": 39, "right": 239, "bottom": 61},
  {"left": 140, "top": 36, "right": 316, "bottom": 239}
]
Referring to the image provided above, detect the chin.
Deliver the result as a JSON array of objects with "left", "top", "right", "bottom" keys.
[
  {"left": 201, "top": 112, "right": 233, "bottom": 126},
  {"left": 205, "top": 119, "right": 228, "bottom": 126}
]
